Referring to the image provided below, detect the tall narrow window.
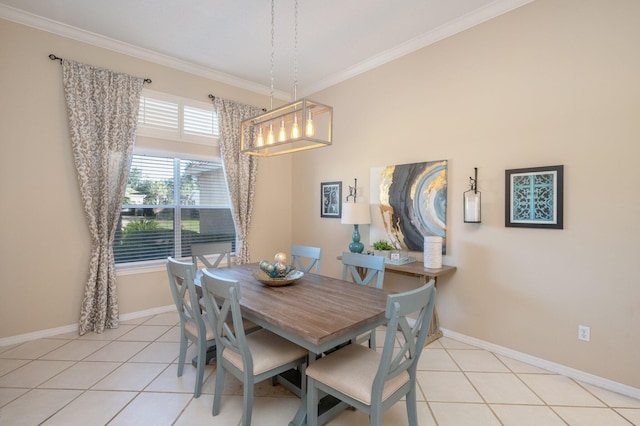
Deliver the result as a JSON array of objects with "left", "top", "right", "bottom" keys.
[{"left": 114, "top": 154, "right": 235, "bottom": 265}]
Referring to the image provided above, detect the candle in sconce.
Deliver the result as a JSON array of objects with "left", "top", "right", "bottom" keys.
[{"left": 464, "top": 191, "right": 481, "bottom": 223}]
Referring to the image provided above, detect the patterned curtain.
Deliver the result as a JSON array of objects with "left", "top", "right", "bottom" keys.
[
  {"left": 62, "top": 60, "right": 144, "bottom": 335},
  {"left": 213, "top": 98, "right": 261, "bottom": 264}
]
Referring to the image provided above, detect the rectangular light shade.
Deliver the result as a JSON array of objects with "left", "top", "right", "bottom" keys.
[
  {"left": 241, "top": 98, "right": 332, "bottom": 157},
  {"left": 341, "top": 203, "right": 371, "bottom": 225}
]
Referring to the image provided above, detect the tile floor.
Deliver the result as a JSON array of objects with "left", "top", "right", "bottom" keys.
[{"left": 1, "top": 311, "right": 639, "bottom": 425}]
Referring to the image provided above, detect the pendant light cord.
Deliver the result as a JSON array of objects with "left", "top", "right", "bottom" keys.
[
  {"left": 293, "top": 0, "right": 298, "bottom": 101},
  {"left": 270, "top": 0, "right": 275, "bottom": 111}
]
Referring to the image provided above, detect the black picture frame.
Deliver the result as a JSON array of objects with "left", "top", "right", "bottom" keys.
[
  {"left": 505, "top": 165, "right": 564, "bottom": 229},
  {"left": 320, "top": 181, "right": 342, "bottom": 218}
]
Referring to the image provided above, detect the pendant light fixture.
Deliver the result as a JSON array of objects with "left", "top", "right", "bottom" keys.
[{"left": 241, "top": 0, "right": 333, "bottom": 157}]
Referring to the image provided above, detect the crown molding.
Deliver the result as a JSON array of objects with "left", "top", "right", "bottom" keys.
[
  {"left": 301, "top": 0, "right": 535, "bottom": 96},
  {"left": 1, "top": 0, "right": 533, "bottom": 100},
  {"left": 0, "top": 3, "right": 291, "bottom": 101}
]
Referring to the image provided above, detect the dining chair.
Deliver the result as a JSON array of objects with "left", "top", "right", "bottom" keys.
[
  {"left": 200, "top": 269, "right": 308, "bottom": 426},
  {"left": 341, "top": 251, "right": 386, "bottom": 347},
  {"left": 291, "top": 244, "right": 322, "bottom": 273},
  {"left": 191, "top": 241, "right": 233, "bottom": 306},
  {"left": 191, "top": 241, "right": 233, "bottom": 269},
  {"left": 306, "top": 281, "right": 436, "bottom": 426},
  {"left": 166, "top": 257, "right": 216, "bottom": 398},
  {"left": 341, "top": 251, "right": 385, "bottom": 288}
]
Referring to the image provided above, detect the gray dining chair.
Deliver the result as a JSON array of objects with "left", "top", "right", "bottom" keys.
[
  {"left": 291, "top": 244, "right": 322, "bottom": 273},
  {"left": 191, "top": 241, "right": 233, "bottom": 269},
  {"left": 166, "top": 257, "right": 216, "bottom": 398},
  {"left": 306, "top": 280, "right": 436, "bottom": 426},
  {"left": 341, "top": 251, "right": 386, "bottom": 347},
  {"left": 191, "top": 241, "right": 233, "bottom": 306},
  {"left": 200, "top": 269, "right": 308, "bottom": 426},
  {"left": 341, "top": 251, "right": 385, "bottom": 288}
]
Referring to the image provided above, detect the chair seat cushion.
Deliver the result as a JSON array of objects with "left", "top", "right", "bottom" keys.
[
  {"left": 306, "top": 343, "right": 410, "bottom": 406},
  {"left": 185, "top": 314, "right": 215, "bottom": 341},
  {"left": 223, "top": 329, "right": 307, "bottom": 375},
  {"left": 186, "top": 315, "right": 258, "bottom": 342}
]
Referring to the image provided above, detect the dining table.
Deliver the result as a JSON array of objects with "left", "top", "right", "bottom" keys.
[{"left": 198, "top": 262, "right": 389, "bottom": 426}]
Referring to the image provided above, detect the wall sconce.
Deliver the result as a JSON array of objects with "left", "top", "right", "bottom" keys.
[
  {"left": 463, "top": 167, "right": 481, "bottom": 223},
  {"left": 341, "top": 178, "right": 371, "bottom": 253}
]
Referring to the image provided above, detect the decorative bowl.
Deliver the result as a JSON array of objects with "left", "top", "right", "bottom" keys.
[{"left": 252, "top": 270, "right": 304, "bottom": 287}]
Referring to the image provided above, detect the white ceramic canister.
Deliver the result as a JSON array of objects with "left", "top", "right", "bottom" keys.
[{"left": 424, "top": 236, "right": 443, "bottom": 269}]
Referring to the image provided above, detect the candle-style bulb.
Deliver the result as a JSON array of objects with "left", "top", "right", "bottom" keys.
[
  {"left": 305, "top": 110, "right": 314, "bottom": 137},
  {"left": 256, "top": 127, "right": 264, "bottom": 147},
  {"left": 278, "top": 118, "right": 287, "bottom": 142},
  {"left": 291, "top": 114, "right": 300, "bottom": 139},
  {"left": 267, "top": 123, "right": 275, "bottom": 145}
]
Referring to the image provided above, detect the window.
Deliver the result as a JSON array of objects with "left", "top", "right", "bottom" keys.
[
  {"left": 137, "top": 89, "right": 219, "bottom": 145},
  {"left": 113, "top": 154, "right": 235, "bottom": 265}
]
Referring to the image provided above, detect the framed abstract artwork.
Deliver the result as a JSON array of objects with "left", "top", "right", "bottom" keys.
[
  {"left": 370, "top": 160, "right": 448, "bottom": 253},
  {"left": 320, "top": 181, "right": 342, "bottom": 218},
  {"left": 505, "top": 165, "right": 564, "bottom": 229}
]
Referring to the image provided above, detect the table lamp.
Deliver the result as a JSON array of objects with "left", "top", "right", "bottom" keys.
[{"left": 341, "top": 202, "right": 371, "bottom": 253}]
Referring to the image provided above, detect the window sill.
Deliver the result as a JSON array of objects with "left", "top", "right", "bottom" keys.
[
  {"left": 116, "top": 260, "right": 167, "bottom": 276},
  {"left": 116, "top": 253, "right": 237, "bottom": 276}
]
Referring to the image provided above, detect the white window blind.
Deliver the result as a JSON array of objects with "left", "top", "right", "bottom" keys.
[
  {"left": 183, "top": 104, "right": 216, "bottom": 137},
  {"left": 137, "top": 89, "right": 219, "bottom": 145},
  {"left": 138, "top": 95, "right": 179, "bottom": 134},
  {"left": 114, "top": 154, "right": 235, "bottom": 265}
]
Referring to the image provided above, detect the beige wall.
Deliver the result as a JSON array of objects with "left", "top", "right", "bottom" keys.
[
  {"left": 292, "top": 0, "right": 640, "bottom": 388},
  {"left": 1, "top": 0, "right": 639, "bottom": 391},
  {"left": 0, "top": 19, "right": 292, "bottom": 338}
]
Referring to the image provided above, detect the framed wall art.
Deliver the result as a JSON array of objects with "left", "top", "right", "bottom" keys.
[
  {"left": 505, "top": 165, "right": 564, "bottom": 229},
  {"left": 370, "top": 160, "right": 448, "bottom": 253},
  {"left": 320, "top": 181, "right": 342, "bottom": 218}
]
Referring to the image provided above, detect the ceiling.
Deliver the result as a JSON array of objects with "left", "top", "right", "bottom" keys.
[{"left": 0, "top": 0, "right": 532, "bottom": 99}]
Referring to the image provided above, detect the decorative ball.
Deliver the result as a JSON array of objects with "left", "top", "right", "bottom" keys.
[
  {"left": 275, "top": 262, "right": 288, "bottom": 276},
  {"left": 274, "top": 252, "right": 288, "bottom": 264}
]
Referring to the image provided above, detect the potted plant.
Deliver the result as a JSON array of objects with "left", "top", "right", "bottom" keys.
[{"left": 372, "top": 239, "right": 394, "bottom": 258}]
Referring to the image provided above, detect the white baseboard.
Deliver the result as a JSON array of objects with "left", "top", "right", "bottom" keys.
[
  {"left": 441, "top": 328, "right": 640, "bottom": 401},
  {"left": 0, "top": 305, "right": 176, "bottom": 347},
  {"left": 118, "top": 305, "right": 176, "bottom": 322}
]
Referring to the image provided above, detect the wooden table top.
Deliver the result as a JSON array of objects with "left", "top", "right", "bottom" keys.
[
  {"left": 336, "top": 255, "right": 456, "bottom": 281},
  {"left": 200, "top": 263, "right": 389, "bottom": 354},
  {"left": 383, "top": 262, "right": 456, "bottom": 279}
]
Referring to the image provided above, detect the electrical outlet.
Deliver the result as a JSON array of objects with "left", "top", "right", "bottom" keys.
[{"left": 578, "top": 325, "right": 590, "bottom": 342}]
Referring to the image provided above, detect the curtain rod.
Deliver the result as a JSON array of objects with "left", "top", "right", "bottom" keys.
[
  {"left": 208, "top": 94, "right": 267, "bottom": 112},
  {"left": 49, "top": 54, "right": 152, "bottom": 84}
]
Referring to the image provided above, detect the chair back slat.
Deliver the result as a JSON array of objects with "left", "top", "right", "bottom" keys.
[
  {"left": 191, "top": 242, "right": 233, "bottom": 269},
  {"left": 291, "top": 244, "right": 322, "bottom": 273},
  {"left": 341, "top": 251, "right": 385, "bottom": 288}
]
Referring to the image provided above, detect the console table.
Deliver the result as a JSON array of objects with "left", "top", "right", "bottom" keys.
[
  {"left": 383, "top": 262, "right": 456, "bottom": 344},
  {"left": 337, "top": 256, "right": 456, "bottom": 345}
]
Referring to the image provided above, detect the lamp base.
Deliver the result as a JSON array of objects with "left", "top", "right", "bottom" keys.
[
  {"left": 349, "top": 242, "right": 364, "bottom": 253},
  {"left": 348, "top": 224, "right": 364, "bottom": 253}
]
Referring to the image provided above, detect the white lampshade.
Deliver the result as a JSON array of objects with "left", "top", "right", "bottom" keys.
[{"left": 341, "top": 203, "right": 371, "bottom": 225}]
